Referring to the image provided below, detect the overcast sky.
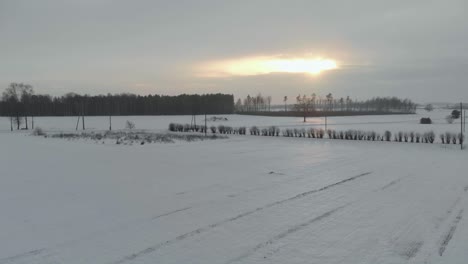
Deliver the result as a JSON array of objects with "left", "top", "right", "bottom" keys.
[{"left": 1, "top": 0, "right": 467, "bottom": 103}]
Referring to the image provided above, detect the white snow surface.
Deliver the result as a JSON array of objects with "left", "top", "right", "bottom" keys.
[
  {"left": 0, "top": 108, "right": 463, "bottom": 135},
  {"left": 1, "top": 111, "right": 467, "bottom": 264}
]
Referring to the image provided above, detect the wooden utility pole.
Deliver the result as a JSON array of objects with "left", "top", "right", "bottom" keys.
[
  {"left": 461, "top": 103, "right": 464, "bottom": 150},
  {"left": 108, "top": 98, "right": 112, "bottom": 131},
  {"left": 82, "top": 101, "right": 85, "bottom": 130},
  {"left": 75, "top": 116, "right": 80, "bottom": 131},
  {"left": 464, "top": 110, "right": 466, "bottom": 132},
  {"left": 190, "top": 114, "right": 196, "bottom": 130}
]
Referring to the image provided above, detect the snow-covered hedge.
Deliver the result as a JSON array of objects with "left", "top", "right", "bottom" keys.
[
  {"left": 47, "top": 131, "right": 226, "bottom": 145},
  {"left": 169, "top": 123, "right": 246, "bottom": 135},
  {"left": 169, "top": 122, "right": 461, "bottom": 145}
]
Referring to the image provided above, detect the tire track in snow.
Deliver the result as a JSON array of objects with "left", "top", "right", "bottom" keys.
[
  {"left": 400, "top": 241, "right": 424, "bottom": 259},
  {"left": 381, "top": 177, "right": 403, "bottom": 190},
  {"left": 151, "top": 207, "right": 192, "bottom": 220},
  {"left": 0, "top": 248, "right": 46, "bottom": 264},
  {"left": 439, "top": 209, "right": 463, "bottom": 256},
  {"left": 225, "top": 204, "right": 349, "bottom": 264},
  {"left": 0, "top": 207, "right": 192, "bottom": 264},
  {"left": 110, "top": 172, "right": 372, "bottom": 264}
]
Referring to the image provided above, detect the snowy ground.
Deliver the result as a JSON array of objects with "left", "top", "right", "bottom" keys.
[
  {"left": 0, "top": 108, "right": 463, "bottom": 135},
  {"left": 1, "top": 111, "right": 467, "bottom": 264}
]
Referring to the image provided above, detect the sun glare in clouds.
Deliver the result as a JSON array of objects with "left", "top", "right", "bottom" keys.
[{"left": 197, "top": 56, "right": 338, "bottom": 77}]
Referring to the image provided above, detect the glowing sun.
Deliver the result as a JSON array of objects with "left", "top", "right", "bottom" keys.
[{"left": 197, "top": 55, "right": 338, "bottom": 77}]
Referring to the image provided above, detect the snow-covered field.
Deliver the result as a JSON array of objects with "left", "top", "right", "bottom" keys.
[
  {"left": 0, "top": 108, "right": 463, "bottom": 135},
  {"left": 1, "top": 110, "right": 467, "bottom": 264}
]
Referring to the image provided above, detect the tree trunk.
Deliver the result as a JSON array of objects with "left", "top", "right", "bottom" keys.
[
  {"left": 25, "top": 116, "right": 28, "bottom": 130},
  {"left": 32, "top": 116, "right": 34, "bottom": 129},
  {"left": 82, "top": 101, "right": 85, "bottom": 130},
  {"left": 10, "top": 117, "right": 13, "bottom": 131}
]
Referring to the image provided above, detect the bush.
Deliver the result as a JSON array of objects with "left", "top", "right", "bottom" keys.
[
  {"left": 446, "top": 115, "right": 454, "bottom": 124},
  {"left": 452, "top": 110, "right": 461, "bottom": 119},
  {"left": 125, "top": 120, "right": 135, "bottom": 130},
  {"left": 283, "top": 128, "right": 293, "bottom": 137},
  {"left": 300, "top": 128, "right": 306, "bottom": 137},
  {"left": 218, "top": 125, "right": 225, "bottom": 134},
  {"left": 424, "top": 131, "right": 435, "bottom": 143},
  {"left": 398, "top": 131, "right": 403, "bottom": 142},
  {"left": 415, "top": 133, "right": 421, "bottom": 143},
  {"left": 210, "top": 126, "right": 217, "bottom": 133},
  {"left": 268, "top": 126, "right": 278, "bottom": 136},
  {"left": 310, "top": 128, "right": 316, "bottom": 138},
  {"left": 424, "top": 104, "right": 434, "bottom": 112},
  {"left": 420, "top": 118, "right": 432, "bottom": 124},
  {"left": 427, "top": 131, "right": 436, "bottom": 144},
  {"left": 445, "top": 132, "right": 452, "bottom": 144},
  {"left": 239, "top": 127, "right": 246, "bottom": 135},
  {"left": 250, "top": 126, "right": 259, "bottom": 135},
  {"left": 168, "top": 123, "right": 176, "bottom": 131},
  {"left": 176, "top": 124, "right": 183, "bottom": 132},
  {"left": 440, "top": 134, "right": 445, "bottom": 144},
  {"left": 384, "top": 131, "right": 392, "bottom": 141},
  {"left": 317, "top": 129, "right": 324, "bottom": 138},
  {"left": 32, "top": 127, "right": 46, "bottom": 136}
]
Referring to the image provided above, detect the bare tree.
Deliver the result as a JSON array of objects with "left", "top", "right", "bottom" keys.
[
  {"left": 2, "top": 83, "right": 33, "bottom": 130},
  {"left": 283, "top": 96, "right": 288, "bottom": 111},
  {"left": 326, "top": 93, "right": 333, "bottom": 111},
  {"left": 125, "top": 120, "right": 135, "bottom": 130},
  {"left": 294, "top": 95, "right": 313, "bottom": 122},
  {"left": 267, "top": 96, "right": 272, "bottom": 112},
  {"left": 20, "top": 84, "right": 34, "bottom": 129},
  {"left": 311, "top": 93, "right": 317, "bottom": 111},
  {"left": 424, "top": 104, "right": 434, "bottom": 112},
  {"left": 235, "top": 98, "right": 242, "bottom": 112}
]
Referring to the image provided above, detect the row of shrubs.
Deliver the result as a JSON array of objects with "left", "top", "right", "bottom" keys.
[
  {"left": 278, "top": 128, "right": 438, "bottom": 143},
  {"left": 168, "top": 123, "right": 247, "bottom": 135},
  {"left": 169, "top": 123, "right": 464, "bottom": 145},
  {"left": 250, "top": 126, "right": 281, "bottom": 136},
  {"left": 440, "top": 132, "right": 464, "bottom": 145},
  {"left": 390, "top": 131, "right": 435, "bottom": 143}
]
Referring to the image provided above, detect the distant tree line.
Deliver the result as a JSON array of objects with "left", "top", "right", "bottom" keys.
[
  {"left": 235, "top": 93, "right": 272, "bottom": 112},
  {"left": 236, "top": 93, "right": 417, "bottom": 121},
  {"left": 1, "top": 83, "right": 234, "bottom": 130},
  {"left": 236, "top": 93, "right": 416, "bottom": 114}
]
